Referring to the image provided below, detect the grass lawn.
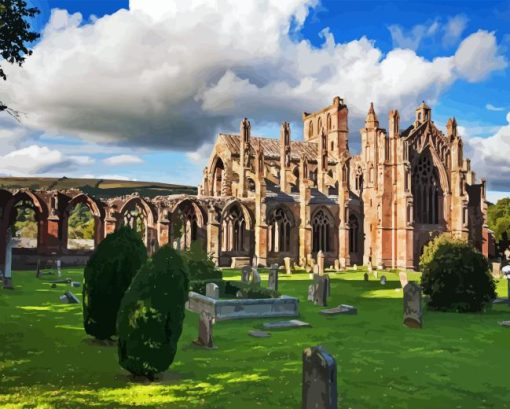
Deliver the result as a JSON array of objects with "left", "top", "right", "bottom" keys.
[{"left": 0, "top": 268, "right": 509, "bottom": 409}]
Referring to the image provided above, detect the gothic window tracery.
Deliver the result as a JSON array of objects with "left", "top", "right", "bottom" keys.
[
  {"left": 221, "top": 204, "right": 245, "bottom": 252},
  {"left": 312, "top": 208, "right": 333, "bottom": 252},
  {"left": 123, "top": 202, "right": 147, "bottom": 240},
  {"left": 268, "top": 207, "right": 292, "bottom": 253},
  {"left": 412, "top": 152, "right": 441, "bottom": 224},
  {"left": 349, "top": 214, "right": 359, "bottom": 253},
  {"left": 327, "top": 113, "right": 332, "bottom": 131},
  {"left": 355, "top": 167, "right": 363, "bottom": 192}
]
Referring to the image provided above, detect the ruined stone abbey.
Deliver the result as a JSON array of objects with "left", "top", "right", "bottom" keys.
[{"left": 0, "top": 97, "right": 490, "bottom": 270}]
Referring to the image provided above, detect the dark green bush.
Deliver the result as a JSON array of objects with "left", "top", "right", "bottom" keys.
[
  {"left": 420, "top": 234, "right": 496, "bottom": 312},
  {"left": 182, "top": 240, "right": 222, "bottom": 281},
  {"left": 117, "top": 246, "right": 189, "bottom": 380},
  {"left": 83, "top": 227, "right": 147, "bottom": 340},
  {"left": 225, "top": 281, "right": 280, "bottom": 299}
]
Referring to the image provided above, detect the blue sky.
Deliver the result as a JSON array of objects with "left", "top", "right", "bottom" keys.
[{"left": 1, "top": 0, "right": 509, "bottom": 202}]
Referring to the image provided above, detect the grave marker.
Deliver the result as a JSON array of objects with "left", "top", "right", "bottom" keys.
[
  {"left": 380, "top": 275, "right": 387, "bottom": 285},
  {"left": 403, "top": 282, "right": 422, "bottom": 328},
  {"left": 363, "top": 272, "right": 368, "bottom": 281},
  {"left": 268, "top": 264, "right": 279, "bottom": 291},
  {"left": 284, "top": 257, "right": 292, "bottom": 275},
  {"left": 194, "top": 311, "right": 215, "bottom": 348},
  {"left": 302, "top": 346, "right": 337, "bottom": 409},
  {"left": 241, "top": 266, "right": 252, "bottom": 283},
  {"left": 399, "top": 271, "right": 408, "bottom": 288},
  {"left": 317, "top": 251, "right": 325, "bottom": 275},
  {"left": 206, "top": 283, "right": 220, "bottom": 299},
  {"left": 251, "top": 268, "right": 261, "bottom": 286}
]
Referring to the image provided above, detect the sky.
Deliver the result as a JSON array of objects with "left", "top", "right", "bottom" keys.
[{"left": 0, "top": 0, "right": 509, "bottom": 203}]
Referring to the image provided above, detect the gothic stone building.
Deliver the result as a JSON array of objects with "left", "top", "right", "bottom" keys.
[
  {"left": 0, "top": 97, "right": 489, "bottom": 271},
  {"left": 199, "top": 97, "right": 489, "bottom": 269}
]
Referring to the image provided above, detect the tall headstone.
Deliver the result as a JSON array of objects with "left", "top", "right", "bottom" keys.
[
  {"left": 206, "top": 283, "right": 220, "bottom": 299},
  {"left": 268, "top": 264, "right": 279, "bottom": 291},
  {"left": 284, "top": 257, "right": 292, "bottom": 275},
  {"left": 302, "top": 346, "right": 338, "bottom": 409},
  {"left": 399, "top": 271, "right": 409, "bottom": 288},
  {"left": 241, "top": 266, "right": 252, "bottom": 283},
  {"left": 251, "top": 267, "right": 261, "bottom": 286},
  {"left": 491, "top": 262, "right": 502, "bottom": 279},
  {"left": 307, "top": 284, "right": 315, "bottom": 302},
  {"left": 334, "top": 259, "right": 340, "bottom": 272},
  {"left": 194, "top": 311, "right": 215, "bottom": 348},
  {"left": 363, "top": 272, "right": 368, "bottom": 281},
  {"left": 317, "top": 251, "right": 325, "bottom": 275},
  {"left": 314, "top": 274, "right": 328, "bottom": 307},
  {"left": 380, "top": 275, "right": 387, "bottom": 285},
  {"left": 3, "top": 227, "right": 13, "bottom": 289},
  {"left": 56, "top": 259, "right": 62, "bottom": 278},
  {"left": 403, "top": 282, "right": 422, "bottom": 328}
]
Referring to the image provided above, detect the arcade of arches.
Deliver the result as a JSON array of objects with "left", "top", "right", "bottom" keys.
[{"left": 0, "top": 98, "right": 490, "bottom": 270}]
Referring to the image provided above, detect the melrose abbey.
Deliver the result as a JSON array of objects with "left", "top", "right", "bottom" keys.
[{"left": 0, "top": 97, "right": 490, "bottom": 270}]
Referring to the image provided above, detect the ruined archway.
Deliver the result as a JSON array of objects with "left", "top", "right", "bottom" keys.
[
  {"left": 64, "top": 194, "right": 104, "bottom": 251},
  {"left": 170, "top": 199, "right": 207, "bottom": 251}
]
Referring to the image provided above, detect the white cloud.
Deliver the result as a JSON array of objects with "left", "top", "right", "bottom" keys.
[
  {"left": 0, "top": 1, "right": 506, "bottom": 155},
  {"left": 103, "top": 154, "right": 143, "bottom": 166},
  {"left": 388, "top": 20, "right": 439, "bottom": 50},
  {"left": 486, "top": 103, "right": 506, "bottom": 112},
  {"left": 0, "top": 145, "right": 94, "bottom": 175},
  {"left": 443, "top": 15, "right": 469, "bottom": 47},
  {"left": 186, "top": 143, "right": 214, "bottom": 165},
  {"left": 463, "top": 112, "right": 510, "bottom": 191}
]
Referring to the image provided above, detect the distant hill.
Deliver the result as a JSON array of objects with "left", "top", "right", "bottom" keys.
[{"left": 0, "top": 177, "right": 197, "bottom": 199}]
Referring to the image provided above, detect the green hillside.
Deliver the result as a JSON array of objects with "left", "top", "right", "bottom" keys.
[{"left": 0, "top": 177, "right": 197, "bottom": 199}]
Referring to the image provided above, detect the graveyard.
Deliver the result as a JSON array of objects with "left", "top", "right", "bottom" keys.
[{"left": 0, "top": 266, "right": 509, "bottom": 409}]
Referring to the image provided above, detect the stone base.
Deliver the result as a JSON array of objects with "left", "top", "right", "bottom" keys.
[{"left": 186, "top": 291, "right": 299, "bottom": 321}]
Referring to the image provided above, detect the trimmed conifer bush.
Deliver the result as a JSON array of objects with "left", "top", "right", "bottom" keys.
[
  {"left": 420, "top": 234, "right": 496, "bottom": 312},
  {"left": 117, "top": 246, "right": 189, "bottom": 380},
  {"left": 83, "top": 227, "right": 147, "bottom": 340}
]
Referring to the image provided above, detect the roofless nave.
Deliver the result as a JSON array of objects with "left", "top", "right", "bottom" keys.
[{"left": 0, "top": 97, "right": 490, "bottom": 270}]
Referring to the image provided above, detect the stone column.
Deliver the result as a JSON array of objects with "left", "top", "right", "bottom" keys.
[{"left": 207, "top": 206, "right": 220, "bottom": 266}]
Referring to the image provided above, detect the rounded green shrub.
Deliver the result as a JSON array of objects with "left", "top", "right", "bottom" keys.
[
  {"left": 420, "top": 234, "right": 496, "bottom": 312},
  {"left": 183, "top": 239, "right": 222, "bottom": 281},
  {"left": 117, "top": 246, "right": 189, "bottom": 380},
  {"left": 83, "top": 227, "right": 147, "bottom": 340}
]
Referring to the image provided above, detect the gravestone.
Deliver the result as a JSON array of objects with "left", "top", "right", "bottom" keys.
[
  {"left": 194, "top": 311, "right": 215, "bottom": 348},
  {"left": 64, "top": 291, "right": 79, "bottom": 304},
  {"left": 491, "top": 262, "right": 502, "bottom": 279},
  {"left": 206, "top": 283, "right": 220, "bottom": 299},
  {"left": 241, "top": 266, "right": 252, "bottom": 283},
  {"left": 352, "top": 264, "right": 357, "bottom": 271},
  {"left": 251, "top": 268, "right": 261, "bottom": 286},
  {"left": 71, "top": 281, "right": 81, "bottom": 288},
  {"left": 302, "top": 346, "right": 337, "bottom": 409},
  {"left": 268, "top": 264, "right": 279, "bottom": 291},
  {"left": 263, "top": 319, "right": 311, "bottom": 329},
  {"left": 399, "top": 271, "right": 408, "bottom": 288},
  {"left": 317, "top": 251, "right": 325, "bottom": 275},
  {"left": 56, "top": 260, "right": 62, "bottom": 278},
  {"left": 3, "top": 228, "right": 13, "bottom": 289},
  {"left": 314, "top": 274, "right": 328, "bottom": 307},
  {"left": 363, "top": 272, "right": 368, "bottom": 281},
  {"left": 334, "top": 259, "right": 340, "bottom": 272},
  {"left": 284, "top": 257, "right": 292, "bottom": 275},
  {"left": 307, "top": 284, "right": 316, "bottom": 302},
  {"left": 320, "top": 304, "right": 357, "bottom": 315},
  {"left": 380, "top": 275, "right": 387, "bottom": 285},
  {"left": 403, "top": 282, "right": 422, "bottom": 328},
  {"left": 59, "top": 294, "right": 69, "bottom": 303}
]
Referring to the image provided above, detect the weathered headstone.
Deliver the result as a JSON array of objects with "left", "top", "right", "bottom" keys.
[
  {"left": 194, "top": 311, "right": 215, "bottom": 348},
  {"left": 263, "top": 319, "right": 311, "bottom": 329},
  {"left": 320, "top": 304, "right": 357, "bottom": 315},
  {"left": 64, "top": 291, "right": 79, "bottom": 304},
  {"left": 302, "top": 346, "right": 337, "bottom": 409},
  {"left": 403, "top": 282, "right": 422, "bottom": 328},
  {"left": 491, "top": 262, "right": 502, "bottom": 279},
  {"left": 363, "top": 272, "right": 369, "bottom": 281},
  {"left": 284, "top": 257, "right": 292, "bottom": 275},
  {"left": 3, "top": 228, "right": 13, "bottom": 289},
  {"left": 334, "top": 259, "right": 340, "bottom": 272},
  {"left": 71, "top": 281, "right": 81, "bottom": 288},
  {"left": 56, "top": 259, "right": 62, "bottom": 278},
  {"left": 251, "top": 268, "right": 261, "bottom": 286},
  {"left": 314, "top": 274, "right": 328, "bottom": 307},
  {"left": 352, "top": 264, "right": 357, "bottom": 271},
  {"left": 399, "top": 271, "right": 408, "bottom": 288},
  {"left": 307, "top": 284, "right": 316, "bottom": 302},
  {"left": 317, "top": 251, "right": 325, "bottom": 275},
  {"left": 206, "top": 283, "right": 220, "bottom": 299},
  {"left": 268, "top": 264, "right": 279, "bottom": 291},
  {"left": 59, "top": 294, "right": 69, "bottom": 303},
  {"left": 241, "top": 266, "right": 252, "bottom": 283},
  {"left": 380, "top": 275, "right": 387, "bottom": 285}
]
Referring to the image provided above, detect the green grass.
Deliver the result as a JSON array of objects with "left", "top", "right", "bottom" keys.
[{"left": 0, "top": 268, "right": 509, "bottom": 409}]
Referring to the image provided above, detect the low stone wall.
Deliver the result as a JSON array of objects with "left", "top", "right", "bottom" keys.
[{"left": 186, "top": 291, "right": 299, "bottom": 321}]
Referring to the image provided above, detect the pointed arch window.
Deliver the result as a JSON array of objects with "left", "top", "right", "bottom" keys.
[
  {"left": 268, "top": 207, "right": 292, "bottom": 253},
  {"left": 221, "top": 204, "right": 245, "bottom": 252},
  {"left": 312, "top": 209, "right": 333, "bottom": 252},
  {"left": 412, "top": 152, "right": 442, "bottom": 224}
]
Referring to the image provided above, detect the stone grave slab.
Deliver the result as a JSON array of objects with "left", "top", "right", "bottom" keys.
[
  {"left": 499, "top": 320, "right": 510, "bottom": 328},
  {"left": 320, "top": 304, "right": 357, "bottom": 315},
  {"left": 263, "top": 319, "right": 311, "bottom": 329},
  {"left": 248, "top": 330, "right": 271, "bottom": 338}
]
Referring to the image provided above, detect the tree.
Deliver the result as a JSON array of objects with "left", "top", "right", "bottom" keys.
[
  {"left": 117, "top": 246, "right": 189, "bottom": 380},
  {"left": 420, "top": 234, "right": 496, "bottom": 313},
  {"left": 487, "top": 198, "right": 510, "bottom": 255},
  {"left": 83, "top": 227, "right": 147, "bottom": 340},
  {"left": 0, "top": 0, "right": 40, "bottom": 117}
]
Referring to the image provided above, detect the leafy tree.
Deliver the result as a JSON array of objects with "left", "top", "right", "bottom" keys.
[
  {"left": 68, "top": 203, "right": 94, "bottom": 240},
  {"left": 117, "top": 246, "right": 189, "bottom": 380},
  {"left": 0, "top": 0, "right": 40, "bottom": 116},
  {"left": 420, "top": 234, "right": 496, "bottom": 312},
  {"left": 487, "top": 198, "right": 510, "bottom": 255},
  {"left": 83, "top": 227, "right": 147, "bottom": 340}
]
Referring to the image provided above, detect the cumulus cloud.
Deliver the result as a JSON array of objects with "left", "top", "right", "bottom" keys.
[
  {"left": 463, "top": 113, "right": 510, "bottom": 191},
  {"left": 103, "top": 154, "right": 143, "bottom": 166},
  {"left": 0, "top": 1, "right": 507, "bottom": 154},
  {"left": 0, "top": 145, "right": 94, "bottom": 175}
]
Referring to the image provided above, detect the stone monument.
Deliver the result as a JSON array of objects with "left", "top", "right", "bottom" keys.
[
  {"left": 403, "top": 282, "right": 422, "bottom": 328},
  {"left": 268, "top": 264, "right": 279, "bottom": 291},
  {"left": 302, "top": 346, "right": 338, "bottom": 409}
]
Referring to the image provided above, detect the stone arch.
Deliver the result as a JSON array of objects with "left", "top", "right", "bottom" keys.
[
  {"left": 170, "top": 198, "right": 208, "bottom": 250},
  {"left": 311, "top": 207, "right": 335, "bottom": 253},
  {"left": 267, "top": 205, "right": 295, "bottom": 253},
  {"left": 220, "top": 200, "right": 253, "bottom": 254},
  {"left": 210, "top": 155, "right": 225, "bottom": 196},
  {"left": 119, "top": 196, "right": 156, "bottom": 246},
  {"left": 63, "top": 194, "right": 105, "bottom": 251}
]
